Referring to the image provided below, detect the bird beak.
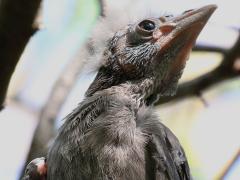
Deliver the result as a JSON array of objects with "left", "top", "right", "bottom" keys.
[{"left": 155, "top": 4, "right": 217, "bottom": 87}]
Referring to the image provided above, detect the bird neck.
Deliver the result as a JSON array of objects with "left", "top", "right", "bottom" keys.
[
  {"left": 131, "top": 78, "right": 156, "bottom": 100},
  {"left": 107, "top": 77, "right": 156, "bottom": 106}
]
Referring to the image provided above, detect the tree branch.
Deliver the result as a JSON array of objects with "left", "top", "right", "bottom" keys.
[
  {"left": 193, "top": 44, "right": 226, "bottom": 54},
  {"left": 0, "top": 0, "right": 42, "bottom": 110},
  {"left": 21, "top": 0, "right": 106, "bottom": 177},
  {"left": 156, "top": 31, "right": 240, "bottom": 105},
  {"left": 23, "top": 47, "right": 88, "bottom": 168}
]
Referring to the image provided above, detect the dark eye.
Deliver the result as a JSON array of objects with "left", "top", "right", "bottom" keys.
[
  {"left": 127, "top": 19, "right": 159, "bottom": 45},
  {"left": 139, "top": 20, "right": 156, "bottom": 31}
]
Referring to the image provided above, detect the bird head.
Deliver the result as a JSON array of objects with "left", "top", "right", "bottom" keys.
[{"left": 86, "top": 5, "right": 217, "bottom": 101}]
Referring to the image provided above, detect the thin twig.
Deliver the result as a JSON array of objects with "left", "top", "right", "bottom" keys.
[{"left": 193, "top": 45, "right": 226, "bottom": 54}]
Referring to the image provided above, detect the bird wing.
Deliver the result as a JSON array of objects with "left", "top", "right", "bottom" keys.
[
  {"left": 145, "top": 122, "right": 191, "bottom": 180},
  {"left": 47, "top": 95, "right": 107, "bottom": 180},
  {"left": 137, "top": 107, "right": 191, "bottom": 180}
]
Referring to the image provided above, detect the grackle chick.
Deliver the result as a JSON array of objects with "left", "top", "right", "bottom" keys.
[{"left": 24, "top": 4, "right": 217, "bottom": 180}]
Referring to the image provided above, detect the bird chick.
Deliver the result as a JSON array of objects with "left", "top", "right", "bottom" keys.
[{"left": 24, "top": 4, "right": 217, "bottom": 180}]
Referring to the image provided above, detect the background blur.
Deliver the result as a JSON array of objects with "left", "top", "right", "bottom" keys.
[{"left": 0, "top": 0, "right": 239, "bottom": 179}]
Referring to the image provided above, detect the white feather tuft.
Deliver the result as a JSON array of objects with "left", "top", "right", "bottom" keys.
[{"left": 81, "top": 0, "right": 167, "bottom": 74}]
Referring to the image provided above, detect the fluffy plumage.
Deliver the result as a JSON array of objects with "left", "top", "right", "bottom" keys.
[
  {"left": 24, "top": 4, "right": 216, "bottom": 180},
  {"left": 47, "top": 83, "right": 191, "bottom": 180}
]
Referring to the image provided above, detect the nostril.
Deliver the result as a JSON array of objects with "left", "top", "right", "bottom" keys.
[
  {"left": 159, "top": 14, "right": 174, "bottom": 22},
  {"left": 183, "top": 9, "right": 194, "bottom": 14},
  {"left": 165, "top": 14, "right": 173, "bottom": 18}
]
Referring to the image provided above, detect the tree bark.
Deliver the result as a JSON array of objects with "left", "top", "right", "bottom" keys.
[
  {"left": 0, "top": 0, "right": 42, "bottom": 110},
  {"left": 21, "top": 0, "right": 106, "bottom": 178}
]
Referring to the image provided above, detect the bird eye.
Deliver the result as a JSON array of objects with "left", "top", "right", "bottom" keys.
[
  {"left": 127, "top": 19, "right": 159, "bottom": 45},
  {"left": 139, "top": 20, "right": 156, "bottom": 31}
]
